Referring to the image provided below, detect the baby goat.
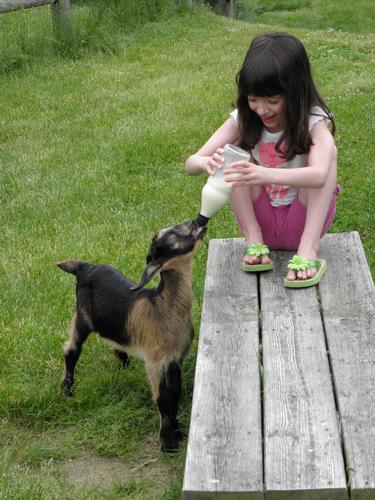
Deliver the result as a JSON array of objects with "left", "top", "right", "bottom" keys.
[{"left": 58, "top": 219, "right": 206, "bottom": 452}]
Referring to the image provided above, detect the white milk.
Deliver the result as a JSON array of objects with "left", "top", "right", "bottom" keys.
[{"left": 200, "top": 144, "right": 250, "bottom": 218}]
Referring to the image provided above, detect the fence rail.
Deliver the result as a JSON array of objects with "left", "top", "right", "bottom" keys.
[
  {"left": 0, "top": 0, "right": 51, "bottom": 13},
  {"left": 0, "top": 0, "right": 71, "bottom": 33}
]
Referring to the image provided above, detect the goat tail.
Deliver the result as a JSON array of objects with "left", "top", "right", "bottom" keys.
[{"left": 57, "top": 260, "right": 91, "bottom": 276}]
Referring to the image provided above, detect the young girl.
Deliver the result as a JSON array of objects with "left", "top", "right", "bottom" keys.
[{"left": 185, "top": 32, "right": 339, "bottom": 288}]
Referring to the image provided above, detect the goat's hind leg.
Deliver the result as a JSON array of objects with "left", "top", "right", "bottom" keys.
[
  {"left": 113, "top": 349, "right": 129, "bottom": 368},
  {"left": 61, "top": 312, "right": 91, "bottom": 396},
  {"left": 150, "top": 361, "right": 183, "bottom": 453}
]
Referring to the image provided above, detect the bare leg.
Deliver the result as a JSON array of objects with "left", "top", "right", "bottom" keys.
[
  {"left": 231, "top": 185, "right": 271, "bottom": 265},
  {"left": 287, "top": 151, "right": 337, "bottom": 281}
]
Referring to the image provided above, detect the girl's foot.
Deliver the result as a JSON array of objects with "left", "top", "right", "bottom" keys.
[
  {"left": 243, "top": 242, "right": 273, "bottom": 272},
  {"left": 284, "top": 256, "right": 327, "bottom": 288},
  {"left": 285, "top": 252, "right": 318, "bottom": 281},
  {"left": 243, "top": 241, "right": 272, "bottom": 266},
  {"left": 244, "top": 254, "right": 272, "bottom": 266}
]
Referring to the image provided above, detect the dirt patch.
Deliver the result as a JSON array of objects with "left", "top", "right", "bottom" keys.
[{"left": 58, "top": 438, "right": 175, "bottom": 489}]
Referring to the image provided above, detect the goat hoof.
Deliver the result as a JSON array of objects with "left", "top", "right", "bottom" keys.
[
  {"left": 161, "top": 430, "right": 183, "bottom": 453},
  {"left": 61, "top": 380, "right": 74, "bottom": 397},
  {"left": 113, "top": 349, "right": 129, "bottom": 368}
]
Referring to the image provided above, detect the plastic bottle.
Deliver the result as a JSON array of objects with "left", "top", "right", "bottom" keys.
[{"left": 198, "top": 144, "right": 250, "bottom": 222}]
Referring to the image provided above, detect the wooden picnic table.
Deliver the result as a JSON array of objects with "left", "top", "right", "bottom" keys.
[{"left": 183, "top": 232, "right": 375, "bottom": 499}]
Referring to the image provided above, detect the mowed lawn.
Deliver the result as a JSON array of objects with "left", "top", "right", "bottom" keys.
[{"left": 0, "top": 5, "right": 374, "bottom": 499}]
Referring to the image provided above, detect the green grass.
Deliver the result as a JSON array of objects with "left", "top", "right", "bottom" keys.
[
  {"left": 1, "top": 2, "right": 374, "bottom": 498},
  {"left": 239, "top": 0, "right": 375, "bottom": 33},
  {"left": 0, "top": 0, "right": 186, "bottom": 74}
]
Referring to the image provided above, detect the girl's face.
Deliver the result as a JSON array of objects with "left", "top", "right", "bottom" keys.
[{"left": 247, "top": 95, "right": 285, "bottom": 133}]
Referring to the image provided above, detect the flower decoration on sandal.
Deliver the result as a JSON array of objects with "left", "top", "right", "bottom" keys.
[
  {"left": 287, "top": 255, "right": 310, "bottom": 271},
  {"left": 248, "top": 242, "right": 270, "bottom": 258},
  {"left": 242, "top": 242, "right": 273, "bottom": 273}
]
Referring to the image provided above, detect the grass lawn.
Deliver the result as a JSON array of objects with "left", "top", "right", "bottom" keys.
[
  {"left": 240, "top": 0, "right": 375, "bottom": 33},
  {"left": 1, "top": 3, "right": 374, "bottom": 499}
]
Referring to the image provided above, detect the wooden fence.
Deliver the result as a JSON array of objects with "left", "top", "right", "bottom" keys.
[
  {"left": 220, "top": 0, "right": 234, "bottom": 17},
  {"left": 0, "top": 1, "right": 234, "bottom": 27},
  {"left": 0, "top": 0, "right": 71, "bottom": 34}
]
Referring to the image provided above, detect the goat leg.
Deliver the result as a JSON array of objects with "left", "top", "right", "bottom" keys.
[
  {"left": 156, "top": 361, "right": 183, "bottom": 453},
  {"left": 61, "top": 312, "right": 91, "bottom": 396},
  {"left": 113, "top": 349, "right": 129, "bottom": 368}
]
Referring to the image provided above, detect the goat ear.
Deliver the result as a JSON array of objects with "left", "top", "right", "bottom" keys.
[{"left": 130, "top": 262, "right": 163, "bottom": 290}]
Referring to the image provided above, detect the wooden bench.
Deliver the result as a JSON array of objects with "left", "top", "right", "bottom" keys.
[{"left": 183, "top": 232, "right": 375, "bottom": 499}]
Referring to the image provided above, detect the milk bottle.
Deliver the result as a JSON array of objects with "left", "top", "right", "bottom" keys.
[{"left": 198, "top": 144, "right": 250, "bottom": 223}]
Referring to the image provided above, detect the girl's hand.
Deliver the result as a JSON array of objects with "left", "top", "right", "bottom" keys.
[
  {"left": 224, "top": 161, "right": 270, "bottom": 186},
  {"left": 206, "top": 148, "right": 225, "bottom": 175}
]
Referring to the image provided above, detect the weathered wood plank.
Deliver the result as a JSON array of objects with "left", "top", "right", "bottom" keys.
[
  {"left": 260, "top": 248, "right": 348, "bottom": 499},
  {"left": 319, "top": 232, "right": 375, "bottom": 499},
  {"left": 183, "top": 238, "right": 263, "bottom": 499},
  {"left": 184, "top": 233, "right": 373, "bottom": 498},
  {"left": 0, "top": 0, "right": 52, "bottom": 14}
]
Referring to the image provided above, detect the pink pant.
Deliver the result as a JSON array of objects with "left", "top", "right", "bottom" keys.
[{"left": 236, "top": 185, "right": 340, "bottom": 251}]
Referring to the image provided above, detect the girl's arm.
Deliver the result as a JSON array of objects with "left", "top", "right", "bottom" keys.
[
  {"left": 185, "top": 117, "right": 240, "bottom": 176},
  {"left": 226, "top": 120, "right": 336, "bottom": 188}
]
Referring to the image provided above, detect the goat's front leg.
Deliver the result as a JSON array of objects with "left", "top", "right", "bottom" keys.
[
  {"left": 148, "top": 360, "right": 183, "bottom": 452},
  {"left": 61, "top": 312, "right": 91, "bottom": 396}
]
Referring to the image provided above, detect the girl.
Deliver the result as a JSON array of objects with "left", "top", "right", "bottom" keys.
[{"left": 185, "top": 32, "right": 339, "bottom": 288}]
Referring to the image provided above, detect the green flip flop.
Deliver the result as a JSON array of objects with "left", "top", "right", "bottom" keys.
[
  {"left": 284, "top": 255, "right": 327, "bottom": 288},
  {"left": 242, "top": 242, "right": 273, "bottom": 272}
]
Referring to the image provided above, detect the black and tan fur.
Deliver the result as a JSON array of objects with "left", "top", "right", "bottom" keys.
[{"left": 58, "top": 219, "right": 206, "bottom": 452}]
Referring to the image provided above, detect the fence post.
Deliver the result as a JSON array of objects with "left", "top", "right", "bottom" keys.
[
  {"left": 220, "top": 0, "right": 234, "bottom": 17},
  {"left": 51, "top": 0, "right": 71, "bottom": 36}
]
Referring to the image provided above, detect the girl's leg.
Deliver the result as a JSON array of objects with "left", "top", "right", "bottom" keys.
[
  {"left": 231, "top": 185, "right": 272, "bottom": 265},
  {"left": 287, "top": 150, "right": 337, "bottom": 281}
]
